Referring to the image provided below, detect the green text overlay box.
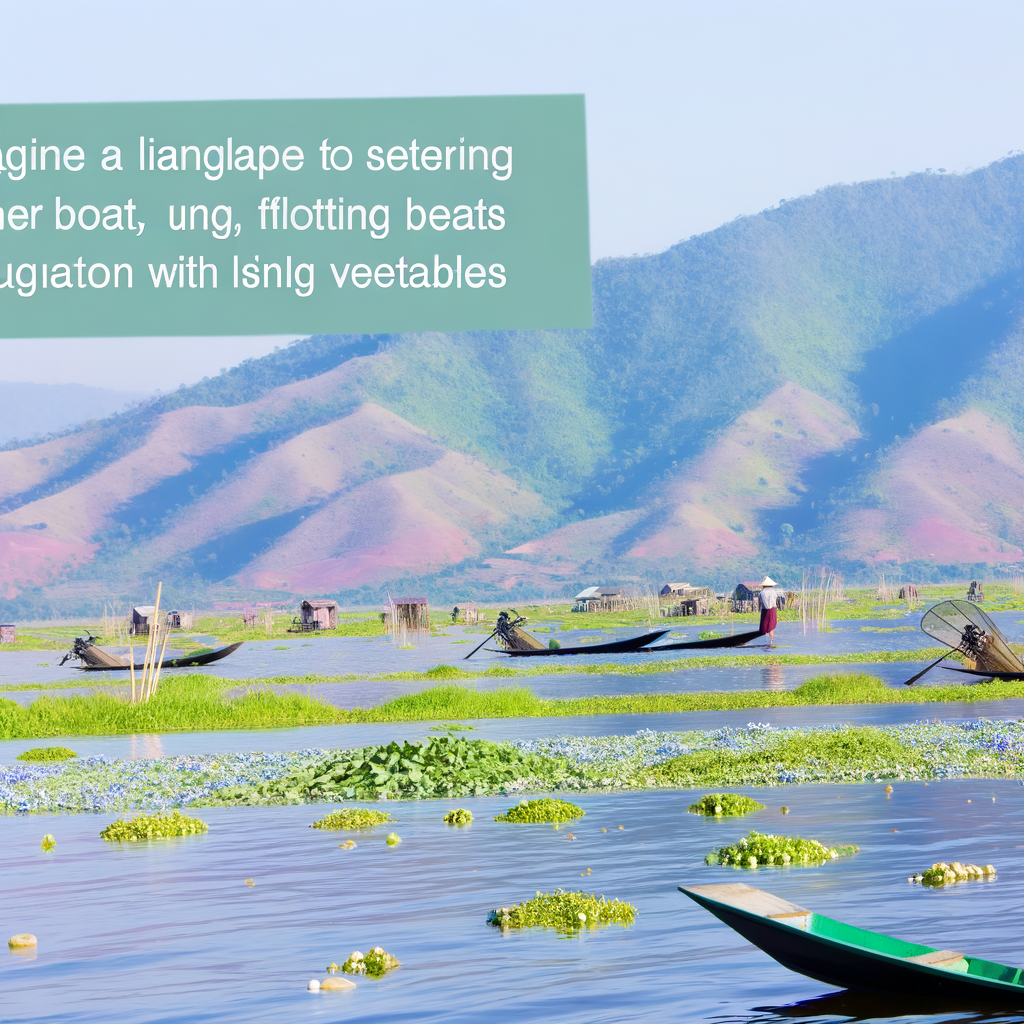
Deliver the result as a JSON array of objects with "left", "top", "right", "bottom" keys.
[{"left": 0, "top": 95, "right": 590, "bottom": 337}]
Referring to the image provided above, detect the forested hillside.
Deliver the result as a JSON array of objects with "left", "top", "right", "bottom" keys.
[{"left": 3, "top": 157, "right": 1024, "bottom": 614}]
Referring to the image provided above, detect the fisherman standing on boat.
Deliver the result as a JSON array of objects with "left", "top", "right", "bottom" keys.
[{"left": 758, "top": 576, "right": 781, "bottom": 647}]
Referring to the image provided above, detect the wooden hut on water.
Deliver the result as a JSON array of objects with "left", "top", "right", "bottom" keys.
[
  {"left": 299, "top": 599, "right": 339, "bottom": 631},
  {"left": 572, "top": 587, "right": 625, "bottom": 613},
  {"left": 393, "top": 597, "right": 430, "bottom": 631},
  {"left": 733, "top": 581, "right": 786, "bottom": 613},
  {"left": 659, "top": 583, "right": 715, "bottom": 617},
  {"left": 131, "top": 605, "right": 157, "bottom": 636},
  {"left": 167, "top": 610, "right": 193, "bottom": 629}
]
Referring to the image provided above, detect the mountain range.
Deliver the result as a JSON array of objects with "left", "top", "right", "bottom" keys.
[{"left": 4, "top": 156, "right": 1024, "bottom": 615}]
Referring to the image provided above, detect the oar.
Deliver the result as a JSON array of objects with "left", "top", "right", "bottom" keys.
[
  {"left": 463, "top": 629, "right": 499, "bottom": 660},
  {"left": 902, "top": 650, "right": 955, "bottom": 686}
]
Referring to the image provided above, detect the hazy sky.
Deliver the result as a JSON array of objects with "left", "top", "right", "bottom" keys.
[{"left": 3, "top": 0, "right": 1024, "bottom": 389}]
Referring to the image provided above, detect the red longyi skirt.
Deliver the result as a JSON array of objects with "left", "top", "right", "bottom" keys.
[{"left": 759, "top": 606, "right": 778, "bottom": 635}]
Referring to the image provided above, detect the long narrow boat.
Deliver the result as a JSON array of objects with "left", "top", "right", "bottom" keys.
[
  {"left": 645, "top": 628, "right": 763, "bottom": 651},
  {"left": 486, "top": 628, "right": 669, "bottom": 657},
  {"left": 65, "top": 640, "right": 244, "bottom": 671},
  {"left": 680, "top": 882, "right": 1024, "bottom": 1003}
]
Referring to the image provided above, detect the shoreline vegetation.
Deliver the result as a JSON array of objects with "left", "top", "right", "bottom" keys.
[{"left": 2, "top": 672, "right": 1024, "bottom": 741}]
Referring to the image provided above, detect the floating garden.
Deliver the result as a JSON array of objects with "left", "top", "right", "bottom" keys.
[
  {"left": 688, "top": 793, "right": 765, "bottom": 816},
  {"left": 494, "top": 798, "right": 584, "bottom": 823},
  {"left": 5, "top": 718, "right": 1024, "bottom": 814},
  {"left": 100, "top": 811, "right": 208, "bottom": 841},
  {"left": 310, "top": 807, "right": 394, "bottom": 830}
]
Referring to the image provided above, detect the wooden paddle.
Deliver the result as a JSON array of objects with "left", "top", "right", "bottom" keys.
[
  {"left": 463, "top": 629, "right": 498, "bottom": 660},
  {"left": 902, "top": 650, "right": 955, "bottom": 686}
]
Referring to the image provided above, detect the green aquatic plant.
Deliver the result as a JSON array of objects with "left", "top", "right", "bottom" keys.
[
  {"left": 100, "top": 811, "right": 208, "bottom": 841},
  {"left": 40, "top": 833, "right": 56, "bottom": 850},
  {"left": 17, "top": 746, "right": 77, "bottom": 761},
  {"left": 688, "top": 793, "right": 765, "bottom": 816},
  {"left": 443, "top": 808, "right": 473, "bottom": 825},
  {"left": 488, "top": 890, "right": 635, "bottom": 933},
  {"left": 698, "top": 631, "right": 723, "bottom": 640},
  {"left": 495, "top": 798, "right": 584, "bottom": 823},
  {"left": 706, "top": 830, "right": 857, "bottom": 867},
  {"left": 429, "top": 722, "right": 475, "bottom": 731},
  {"left": 548, "top": 638, "right": 561, "bottom": 650},
  {"left": 339, "top": 946, "right": 399, "bottom": 977},
  {"left": 385, "top": 832, "right": 401, "bottom": 846},
  {"left": 915, "top": 861, "right": 996, "bottom": 886},
  {"left": 310, "top": 807, "right": 394, "bottom": 830}
]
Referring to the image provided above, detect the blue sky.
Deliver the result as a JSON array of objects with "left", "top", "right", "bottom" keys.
[{"left": 3, "top": 0, "right": 1024, "bottom": 388}]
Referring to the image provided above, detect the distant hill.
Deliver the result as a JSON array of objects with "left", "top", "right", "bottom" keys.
[
  {"left": 0, "top": 382, "right": 148, "bottom": 446},
  {"left": 3, "top": 157, "right": 1024, "bottom": 615}
]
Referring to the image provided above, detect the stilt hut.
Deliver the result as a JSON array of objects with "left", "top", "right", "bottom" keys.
[
  {"left": 166, "top": 610, "right": 193, "bottom": 629},
  {"left": 131, "top": 605, "right": 157, "bottom": 636},
  {"left": 394, "top": 597, "right": 430, "bottom": 631},
  {"left": 0, "top": 624, "right": 15, "bottom": 644},
  {"left": 300, "top": 599, "right": 339, "bottom": 630},
  {"left": 572, "top": 587, "right": 625, "bottom": 613},
  {"left": 658, "top": 583, "right": 715, "bottom": 617}
]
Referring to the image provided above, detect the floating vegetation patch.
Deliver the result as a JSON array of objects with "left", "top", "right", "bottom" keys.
[
  {"left": 705, "top": 830, "right": 857, "bottom": 867},
  {"left": 100, "top": 811, "right": 208, "bottom": 841},
  {"left": 337, "top": 947, "right": 399, "bottom": 977},
  {"left": 16, "top": 746, "right": 77, "bottom": 762},
  {"left": 488, "top": 890, "right": 636, "bottom": 933},
  {"left": 699, "top": 631, "right": 723, "bottom": 640},
  {"left": 913, "top": 861, "right": 996, "bottom": 886},
  {"left": 40, "top": 833, "right": 55, "bottom": 850},
  {"left": 429, "top": 722, "right": 474, "bottom": 731},
  {"left": 216, "top": 737, "right": 567, "bottom": 803},
  {"left": 495, "top": 798, "right": 584, "bottom": 823},
  {"left": 385, "top": 832, "right": 401, "bottom": 846},
  {"left": 689, "top": 793, "right": 765, "bottom": 816},
  {"left": 310, "top": 807, "right": 394, "bottom": 830},
  {"left": 338, "top": 839, "right": 356, "bottom": 849},
  {"left": 443, "top": 808, "right": 473, "bottom": 825}
]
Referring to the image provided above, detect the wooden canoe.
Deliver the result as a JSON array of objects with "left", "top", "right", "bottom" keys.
[
  {"left": 645, "top": 628, "right": 763, "bottom": 651},
  {"left": 680, "top": 882, "right": 1024, "bottom": 1003},
  {"left": 74, "top": 642, "right": 244, "bottom": 671},
  {"left": 486, "top": 628, "right": 669, "bottom": 657}
]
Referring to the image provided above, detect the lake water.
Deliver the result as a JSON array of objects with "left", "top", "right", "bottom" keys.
[
  {"left": 14, "top": 611, "right": 1024, "bottom": 688},
  {"left": 4, "top": 779, "right": 1024, "bottom": 1023}
]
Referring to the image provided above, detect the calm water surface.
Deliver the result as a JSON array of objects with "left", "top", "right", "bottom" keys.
[{"left": 4, "top": 780, "right": 1024, "bottom": 1023}]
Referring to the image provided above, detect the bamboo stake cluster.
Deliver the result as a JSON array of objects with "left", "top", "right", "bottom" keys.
[
  {"left": 131, "top": 581, "right": 169, "bottom": 704},
  {"left": 801, "top": 569, "right": 843, "bottom": 629}
]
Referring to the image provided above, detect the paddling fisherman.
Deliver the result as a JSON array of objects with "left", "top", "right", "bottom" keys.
[{"left": 758, "top": 576, "right": 781, "bottom": 647}]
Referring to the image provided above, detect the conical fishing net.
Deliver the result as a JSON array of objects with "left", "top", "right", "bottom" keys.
[{"left": 920, "top": 600, "right": 1022, "bottom": 674}]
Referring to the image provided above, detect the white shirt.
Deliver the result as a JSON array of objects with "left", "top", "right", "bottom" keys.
[{"left": 759, "top": 587, "right": 780, "bottom": 610}]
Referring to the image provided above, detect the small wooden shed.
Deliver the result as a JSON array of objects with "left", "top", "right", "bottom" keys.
[
  {"left": 131, "top": 605, "right": 157, "bottom": 636},
  {"left": 572, "top": 587, "right": 625, "bottom": 613},
  {"left": 659, "top": 583, "right": 715, "bottom": 617},
  {"left": 394, "top": 597, "right": 430, "bottom": 631},
  {"left": 734, "top": 581, "right": 786, "bottom": 612},
  {"left": 167, "top": 610, "right": 193, "bottom": 629},
  {"left": 301, "top": 599, "right": 339, "bottom": 630},
  {"left": 0, "top": 624, "right": 15, "bottom": 644}
]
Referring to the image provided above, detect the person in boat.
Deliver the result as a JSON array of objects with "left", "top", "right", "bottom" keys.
[{"left": 758, "top": 576, "right": 781, "bottom": 646}]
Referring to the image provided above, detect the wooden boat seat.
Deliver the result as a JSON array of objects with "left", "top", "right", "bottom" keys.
[
  {"left": 682, "top": 883, "right": 810, "bottom": 918},
  {"left": 905, "top": 950, "right": 965, "bottom": 968}
]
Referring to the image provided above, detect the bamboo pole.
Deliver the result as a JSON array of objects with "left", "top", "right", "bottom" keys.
[
  {"left": 141, "top": 581, "right": 163, "bottom": 702},
  {"left": 129, "top": 632, "right": 136, "bottom": 704},
  {"left": 150, "top": 623, "right": 171, "bottom": 698}
]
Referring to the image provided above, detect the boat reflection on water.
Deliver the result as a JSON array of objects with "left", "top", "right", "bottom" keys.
[{"left": 749, "top": 988, "right": 1013, "bottom": 1021}]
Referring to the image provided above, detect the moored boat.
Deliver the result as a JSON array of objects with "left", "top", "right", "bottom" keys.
[{"left": 680, "top": 882, "right": 1024, "bottom": 1003}]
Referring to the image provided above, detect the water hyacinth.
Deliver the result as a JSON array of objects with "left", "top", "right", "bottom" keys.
[
  {"left": 914, "top": 862, "right": 996, "bottom": 886},
  {"left": 17, "top": 747, "right": 77, "bottom": 762},
  {"left": 688, "top": 793, "right": 765, "bottom": 816},
  {"left": 495, "top": 798, "right": 584, "bottom": 823},
  {"left": 340, "top": 947, "right": 399, "bottom": 977},
  {"left": 310, "top": 808, "right": 393, "bottom": 830},
  {"left": 706, "top": 830, "right": 858, "bottom": 868},
  {"left": 443, "top": 808, "right": 473, "bottom": 825},
  {"left": 488, "top": 890, "right": 636, "bottom": 933},
  {"left": 100, "top": 811, "right": 208, "bottom": 841}
]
